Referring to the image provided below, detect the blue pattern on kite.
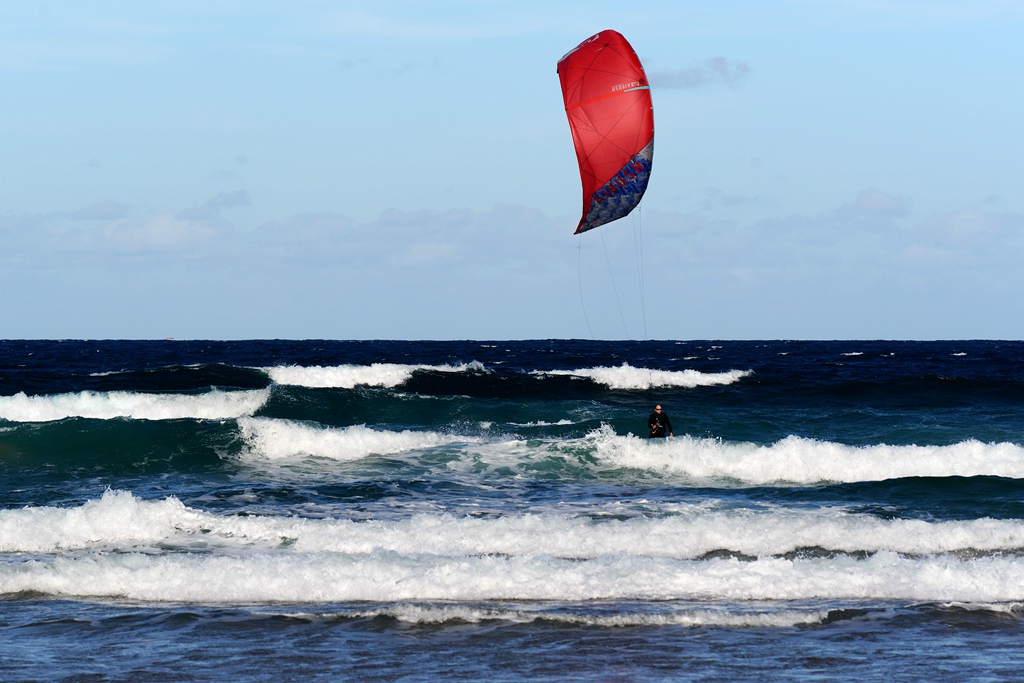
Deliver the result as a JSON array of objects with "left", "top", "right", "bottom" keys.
[{"left": 578, "top": 140, "right": 654, "bottom": 233}]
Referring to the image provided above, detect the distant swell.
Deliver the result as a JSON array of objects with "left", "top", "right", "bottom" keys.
[
  {"left": 0, "top": 389, "right": 270, "bottom": 422},
  {"left": 262, "top": 362, "right": 486, "bottom": 389},
  {"left": 535, "top": 364, "right": 751, "bottom": 390}
]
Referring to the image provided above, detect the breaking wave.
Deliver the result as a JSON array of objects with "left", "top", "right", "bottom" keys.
[
  {"left": 584, "top": 427, "right": 1024, "bottom": 484},
  {"left": 6, "top": 491, "right": 1024, "bottom": 605},
  {"left": 0, "top": 389, "right": 270, "bottom": 422},
  {"left": 6, "top": 490, "right": 1024, "bottom": 558},
  {"left": 236, "top": 417, "right": 469, "bottom": 461},
  {"left": 535, "top": 364, "right": 751, "bottom": 390},
  {"left": 262, "top": 362, "right": 486, "bottom": 389}
]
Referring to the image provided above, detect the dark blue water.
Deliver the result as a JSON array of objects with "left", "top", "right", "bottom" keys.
[{"left": 3, "top": 340, "right": 1024, "bottom": 681}]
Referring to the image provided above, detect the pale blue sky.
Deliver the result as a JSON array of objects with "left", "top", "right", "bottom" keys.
[{"left": 1, "top": 0, "right": 1022, "bottom": 339}]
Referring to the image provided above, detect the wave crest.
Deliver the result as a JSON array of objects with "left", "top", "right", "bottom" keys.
[
  {"left": 0, "top": 388, "right": 269, "bottom": 422},
  {"left": 8, "top": 490, "right": 1024, "bottom": 559},
  {"left": 587, "top": 427, "right": 1024, "bottom": 484},
  {"left": 262, "top": 362, "right": 486, "bottom": 389},
  {"left": 237, "top": 417, "right": 468, "bottom": 461},
  {"left": 8, "top": 492, "right": 1024, "bottom": 604},
  {"left": 535, "top": 363, "right": 751, "bottom": 390}
]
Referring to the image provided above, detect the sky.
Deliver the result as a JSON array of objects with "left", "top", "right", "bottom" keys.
[{"left": 1, "top": 0, "right": 1022, "bottom": 340}]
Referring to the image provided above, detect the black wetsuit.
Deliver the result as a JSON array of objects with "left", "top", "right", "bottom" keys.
[{"left": 648, "top": 411, "right": 673, "bottom": 438}]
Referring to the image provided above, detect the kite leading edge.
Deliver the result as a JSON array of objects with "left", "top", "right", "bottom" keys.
[{"left": 557, "top": 30, "right": 654, "bottom": 235}]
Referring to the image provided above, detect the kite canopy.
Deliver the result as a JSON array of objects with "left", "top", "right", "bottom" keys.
[{"left": 557, "top": 30, "right": 654, "bottom": 235}]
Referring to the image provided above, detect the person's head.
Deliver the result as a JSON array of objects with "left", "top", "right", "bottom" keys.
[{"left": 654, "top": 405, "right": 662, "bottom": 413}]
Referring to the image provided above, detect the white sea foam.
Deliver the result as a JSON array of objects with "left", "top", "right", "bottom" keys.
[
  {"left": 0, "top": 388, "right": 269, "bottom": 422},
  {"left": 6, "top": 490, "right": 1024, "bottom": 559},
  {"left": 584, "top": 426, "right": 1024, "bottom": 484},
  {"left": 0, "top": 490, "right": 208, "bottom": 553},
  {"left": 228, "top": 416, "right": 1024, "bottom": 484},
  {"left": 237, "top": 417, "right": 469, "bottom": 461},
  {"left": 262, "top": 362, "right": 485, "bottom": 389},
  {"left": 308, "top": 604, "right": 835, "bottom": 628},
  {"left": 535, "top": 363, "right": 751, "bottom": 390},
  {"left": 7, "top": 491, "right": 1024, "bottom": 604},
  {"left": 6, "top": 547, "right": 1024, "bottom": 604}
]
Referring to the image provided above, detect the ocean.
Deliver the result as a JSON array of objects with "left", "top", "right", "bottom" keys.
[{"left": 3, "top": 339, "right": 1024, "bottom": 681}]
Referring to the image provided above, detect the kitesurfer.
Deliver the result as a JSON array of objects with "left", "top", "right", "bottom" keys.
[{"left": 648, "top": 405, "right": 673, "bottom": 438}]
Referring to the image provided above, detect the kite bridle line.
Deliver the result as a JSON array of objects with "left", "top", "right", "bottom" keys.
[
  {"left": 600, "top": 228, "right": 630, "bottom": 339},
  {"left": 634, "top": 204, "right": 654, "bottom": 389},
  {"left": 577, "top": 208, "right": 650, "bottom": 343},
  {"left": 633, "top": 204, "right": 648, "bottom": 341}
]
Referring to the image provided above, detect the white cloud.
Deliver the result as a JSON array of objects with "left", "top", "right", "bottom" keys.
[
  {"left": 699, "top": 187, "right": 769, "bottom": 211},
  {"left": 848, "top": 187, "right": 910, "bottom": 217},
  {"left": 4, "top": 193, "right": 1021, "bottom": 296},
  {"left": 650, "top": 58, "right": 751, "bottom": 89},
  {"left": 69, "top": 201, "right": 130, "bottom": 221},
  {"left": 3, "top": 190, "right": 1024, "bottom": 339},
  {"left": 898, "top": 208, "right": 1023, "bottom": 268},
  {"left": 921, "top": 207, "right": 1021, "bottom": 248},
  {"left": 99, "top": 214, "right": 226, "bottom": 253},
  {"left": 205, "top": 190, "right": 251, "bottom": 210},
  {"left": 647, "top": 189, "right": 1024, "bottom": 277}
]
